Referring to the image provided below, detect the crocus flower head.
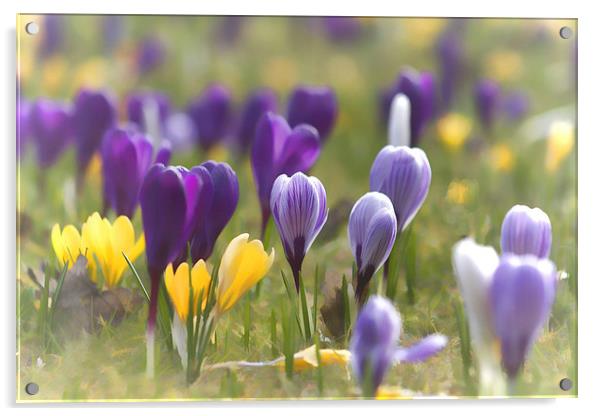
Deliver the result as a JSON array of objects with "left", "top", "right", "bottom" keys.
[
  {"left": 348, "top": 192, "right": 397, "bottom": 302},
  {"left": 387, "top": 94, "right": 411, "bottom": 147},
  {"left": 270, "top": 172, "right": 328, "bottom": 290},
  {"left": 189, "top": 161, "right": 239, "bottom": 262},
  {"left": 164, "top": 260, "right": 211, "bottom": 322},
  {"left": 51, "top": 223, "right": 85, "bottom": 270},
  {"left": 436, "top": 21, "right": 465, "bottom": 110},
  {"left": 126, "top": 91, "right": 171, "bottom": 136},
  {"left": 437, "top": 113, "right": 472, "bottom": 152},
  {"left": 29, "top": 99, "right": 73, "bottom": 169},
  {"left": 73, "top": 88, "right": 117, "bottom": 174},
  {"left": 187, "top": 84, "right": 233, "bottom": 151},
  {"left": 474, "top": 79, "right": 501, "bottom": 132},
  {"left": 17, "top": 99, "right": 31, "bottom": 158},
  {"left": 235, "top": 88, "right": 278, "bottom": 154},
  {"left": 251, "top": 112, "right": 321, "bottom": 235},
  {"left": 322, "top": 17, "right": 363, "bottom": 42},
  {"left": 369, "top": 145, "right": 431, "bottom": 232},
  {"left": 502, "top": 91, "right": 529, "bottom": 121},
  {"left": 101, "top": 15, "right": 124, "bottom": 53},
  {"left": 501, "top": 205, "right": 552, "bottom": 258},
  {"left": 38, "top": 15, "right": 64, "bottom": 59},
  {"left": 216, "top": 233, "right": 274, "bottom": 314},
  {"left": 137, "top": 37, "right": 165, "bottom": 75},
  {"left": 287, "top": 85, "right": 338, "bottom": 142},
  {"left": 490, "top": 254, "right": 557, "bottom": 379}
]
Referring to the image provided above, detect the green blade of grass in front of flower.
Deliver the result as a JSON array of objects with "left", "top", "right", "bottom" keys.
[
  {"left": 341, "top": 275, "right": 351, "bottom": 340},
  {"left": 255, "top": 217, "right": 276, "bottom": 299},
  {"left": 158, "top": 279, "right": 173, "bottom": 351},
  {"left": 403, "top": 228, "right": 416, "bottom": 305},
  {"left": 270, "top": 308, "right": 278, "bottom": 356},
  {"left": 123, "top": 252, "right": 150, "bottom": 302},
  {"left": 280, "top": 299, "right": 294, "bottom": 379},
  {"left": 281, "top": 270, "right": 303, "bottom": 336},
  {"left": 454, "top": 299, "right": 474, "bottom": 394},
  {"left": 49, "top": 262, "right": 69, "bottom": 324},
  {"left": 37, "top": 263, "right": 51, "bottom": 345},
  {"left": 298, "top": 274, "right": 312, "bottom": 342},
  {"left": 314, "top": 330, "right": 323, "bottom": 397},
  {"left": 312, "top": 264, "right": 320, "bottom": 333},
  {"left": 242, "top": 294, "right": 251, "bottom": 351}
]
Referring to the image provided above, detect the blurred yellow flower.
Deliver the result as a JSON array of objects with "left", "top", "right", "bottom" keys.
[
  {"left": 446, "top": 180, "right": 472, "bottom": 205},
  {"left": 51, "top": 224, "right": 84, "bottom": 269},
  {"left": 485, "top": 50, "right": 523, "bottom": 82},
  {"left": 261, "top": 57, "right": 298, "bottom": 94},
  {"left": 276, "top": 345, "right": 350, "bottom": 371},
  {"left": 85, "top": 152, "right": 103, "bottom": 185},
  {"left": 327, "top": 54, "right": 361, "bottom": 91},
  {"left": 437, "top": 113, "right": 472, "bottom": 152},
  {"left": 81, "top": 213, "right": 145, "bottom": 287},
  {"left": 546, "top": 121, "right": 574, "bottom": 172},
  {"left": 207, "top": 144, "right": 230, "bottom": 163},
  {"left": 375, "top": 386, "right": 409, "bottom": 400},
  {"left": 404, "top": 19, "right": 445, "bottom": 48},
  {"left": 489, "top": 143, "right": 515, "bottom": 172},
  {"left": 41, "top": 56, "right": 68, "bottom": 94},
  {"left": 72, "top": 57, "right": 109, "bottom": 90},
  {"left": 216, "top": 233, "right": 274, "bottom": 314},
  {"left": 164, "top": 260, "right": 211, "bottom": 322}
]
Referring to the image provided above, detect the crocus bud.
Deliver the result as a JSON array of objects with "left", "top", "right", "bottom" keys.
[
  {"left": 73, "top": 89, "right": 117, "bottom": 174},
  {"left": 490, "top": 254, "right": 557, "bottom": 379},
  {"left": 287, "top": 85, "right": 338, "bottom": 142},
  {"left": 270, "top": 172, "right": 328, "bottom": 290},
  {"left": 436, "top": 22, "right": 465, "bottom": 110},
  {"left": 501, "top": 205, "right": 552, "bottom": 258},
  {"left": 126, "top": 91, "right": 171, "bottom": 137},
  {"left": 235, "top": 88, "right": 278, "bottom": 154},
  {"left": 29, "top": 99, "right": 73, "bottom": 169},
  {"left": 474, "top": 79, "right": 501, "bottom": 132},
  {"left": 502, "top": 91, "right": 529, "bottom": 121},
  {"left": 348, "top": 192, "right": 397, "bottom": 302},
  {"left": 369, "top": 145, "right": 431, "bottom": 232},
  {"left": 137, "top": 37, "right": 165, "bottom": 75},
  {"left": 251, "top": 112, "right": 321, "bottom": 236},
  {"left": 187, "top": 84, "right": 233, "bottom": 151},
  {"left": 322, "top": 17, "right": 363, "bottom": 43},
  {"left": 190, "top": 161, "right": 239, "bottom": 262},
  {"left": 154, "top": 140, "right": 172, "bottom": 165},
  {"left": 387, "top": 94, "right": 411, "bottom": 147}
]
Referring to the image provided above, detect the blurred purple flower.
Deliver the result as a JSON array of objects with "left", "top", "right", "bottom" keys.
[
  {"left": 101, "top": 15, "right": 124, "bottom": 54},
  {"left": 38, "top": 15, "right": 64, "bottom": 59},
  {"left": 436, "top": 22, "right": 465, "bottom": 111},
  {"left": 164, "top": 112, "right": 198, "bottom": 151},
  {"left": 270, "top": 172, "right": 328, "bottom": 291},
  {"left": 235, "top": 88, "right": 278, "bottom": 154},
  {"left": 322, "top": 17, "right": 363, "bottom": 42},
  {"left": 214, "top": 16, "right": 246, "bottom": 47},
  {"left": 502, "top": 91, "right": 530, "bottom": 121},
  {"left": 420, "top": 72, "right": 437, "bottom": 122},
  {"left": 351, "top": 296, "right": 447, "bottom": 395},
  {"left": 187, "top": 84, "right": 233, "bottom": 151},
  {"left": 490, "top": 255, "right": 557, "bottom": 379},
  {"left": 369, "top": 145, "right": 431, "bottom": 232},
  {"left": 126, "top": 91, "right": 171, "bottom": 136},
  {"left": 72, "top": 89, "right": 117, "bottom": 176},
  {"left": 348, "top": 192, "right": 397, "bottom": 302},
  {"left": 287, "top": 85, "right": 338, "bottom": 143},
  {"left": 17, "top": 99, "right": 31, "bottom": 158},
  {"left": 474, "top": 79, "right": 501, "bottom": 132},
  {"left": 501, "top": 205, "right": 552, "bottom": 258},
  {"left": 29, "top": 99, "right": 73, "bottom": 169},
  {"left": 137, "top": 37, "right": 165, "bottom": 75},
  {"left": 251, "top": 112, "right": 321, "bottom": 236}
]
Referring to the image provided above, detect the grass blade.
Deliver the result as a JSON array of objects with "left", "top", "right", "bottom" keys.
[{"left": 123, "top": 252, "right": 150, "bottom": 302}]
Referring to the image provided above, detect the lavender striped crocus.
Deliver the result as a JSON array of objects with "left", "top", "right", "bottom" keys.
[
  {"left": 187, "top": 84, "right": 233, "bottom": 151},
  {"left": 251, "top": 112, "right": 321, "bottom": 236},
  {"left": 126, "top": 91, "right": 171, "bottom": 137},
  {"left": 287, "top": 85, "right": 338, "bottom": 143},
  {"left": 490, "top": 254, "right": 557, "bottom": 379},
  {"left": 348, "top": 192, "right": 397, "bottom": 302},
  {"left": 501, "top": 205, "right": 552, "bottom": 258},
  {"left": 235, "top": 88, "right": 278, "bottom": 154},
  {"left": 29, "top": 99, "right": 73, "bottom": 169},
  {"left": 139, "top": 163, "right": 214, "bottom": 377},
  {"left": 351, "top": 296, "right": 447, "bottom": 396},
  {"left": 369, "top": 145, "right": 431, "bottom": 232},
  {"left": 474, "top": 79, "right": 501, "bottom": 132},
  {"left": 73, "top": 89, "right": 117, "bottom": 176},
  {"left": 270, "top": 172, "right": 328, "bottom": 291}
]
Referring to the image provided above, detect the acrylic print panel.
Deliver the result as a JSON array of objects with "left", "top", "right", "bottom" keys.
[{"left": 16, "top": 14, "right": 577, "bottom": 401}]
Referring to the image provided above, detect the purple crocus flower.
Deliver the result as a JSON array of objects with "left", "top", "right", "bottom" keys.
[
  {"left": 251, "top": 112, "right": 321, "bottom": 236},
  {"left": 17, "top": 99, "right": 31, "bottom": 158},
  {"left": 126, "top": 91, "right": 171, "bottom": 136},
  {"left": 72, "top": 89, "right": 117, "bottom": 177},
  {"left": 187, "top": 84, "right": 233, "bottom": 151},
  {"left": 380, "top": 70, "right": 434, "bottom": 147},
  {"left": 287, "top": 85, "right": 338, "bottom": 143},
  {"left": 351, "top": 296, "right": 447, "bottom": 395},
  {"left": 270, "top": 172, "right": 328, "bottom": 290},
  {"left": 139, "top": 163, "right": 213, "bottom": 376},
  {"left": 474, "top": 79, "right": 501, "bottom": 132},
  {"left": 502, "top": 91, "right": 530, "bottom": 121},
  {"left": 436, "top": 21, "right": 465, "bottom": 111},
  {"left": 348, "top": 192, "right": 397, "bottom": 302},
  {"left": 101, "top": 15, "right": 124, "bottom": 54},
  {"left": 38, "top": 15, "right": 64, "bottom": 59},
  {"left": 214, "top": 16, "right": 246, "bottom": 47},
  {"left": 489, "top": 255, "right": 557, "bottom": 379},
  {"left": 189, "top": 161, "right": 239, "bottom": 262},
  {"left": 137, "top": 37, "right": 165, "bottom": 75},
  {"left": 501, "top": 205, "right": 552, "bottom": 259},
  {"left": 369, "top": 145, "right": 431, "bottom": 232},
  {"left": 322, "top": 17, "right": 363, "bottom": 43},
  {"left": 235, "top": 88, "right": 278, "bottom": 154},
  {"left": 29, "top": 99, "right": 73, "bottom": 169}
]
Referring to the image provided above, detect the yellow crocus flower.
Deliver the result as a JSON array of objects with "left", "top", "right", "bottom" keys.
[
  {"left": 489, "top": 143, "right": 515, "bottom": 172},
  {"left": 164, "top": 260, "right": 211, "bottom": 322},
  {"left": 446, "top": 180, "right": 471, "bottom": 205},
  {"left": 51, "top": 224, "right": 83, "bottom": 268},
  {"left": 437, "top": 113, "right": 472, "bottom": 152},
  {"left": 276, "top": 345, "right": 351, "bottom": 371},
  {"left": 216, "top": 233, "right": 274, "bottom": 314},
  {"left": 545, "top": 121, "right": 574, "bottom": 172}
]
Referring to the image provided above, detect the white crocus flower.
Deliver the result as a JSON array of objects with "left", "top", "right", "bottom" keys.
[{"left": 387, "top": 93, "right": 411, "bottom": 147}]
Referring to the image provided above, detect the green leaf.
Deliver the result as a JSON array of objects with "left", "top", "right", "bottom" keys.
[{"left": 123, "top": 252, "right": 150, "bottom": 302}]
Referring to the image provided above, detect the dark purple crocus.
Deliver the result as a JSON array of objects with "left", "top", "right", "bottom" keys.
[
  {"left": 187, "top": 84, "right": 233, "bottom": 151},
  {"left": 29, "top": 99, "right": 73, "bottom": 169},
  {"left": 101, "top": 127, "right": 172, "bottom": 218},
  {"left": 380, "top": 70, "right": 434, "bottom": 147},
  {"left": 189, "top": 161, "right": 239, "bottom": 262},
  {"left": 72, "top": 89, "right": 117, "bottom": 177},
  {"left": 270, "top": 172, "right": 328, "bottom": 291},
  {"left": 502, "top": 91, "right": 530, "bottom": 121},
  {"left": 489, "top": 255, "right": 557, "bottom": 379},
  {"left": 287, "top": 85, "right": 337, "bottom": 143},
  {"left": 322, "top": 17, "right": 363, "bottom": 43},
  {"left": 369, "top": 145, "right": 431, "bottom": 232},
  {"left": 17, "top": 99, "right": 31, "bottom": 158},
  {"left": 501, "top": 205, "right": 552, "bottom": 259},
  {"left": 126, "top": 91, "right": 171, "bottom": 136},
  {"left": 435, "top": 21, "right": 465, "bottom": 111},
  {"left": 348, "top": 192, "right": 397, "bottom": 302},
  {"left": 474, "top": 79, "right": 501, "bottom": 132},
  {"left": 139, "top": 163, "right": 214, "bottom": 376},
  {"left": 38, "top": 15, "right": 64, "bottom": 59},
  {"left": 235, "top": 88, "right": 278, "bottom": 154},
  {"left": 351, "top": 296, "right": 447, "bottom": 396},
  {"left": 251, "top": 112, "right": 321, "bottom": 236},
  {"left": 137, "top": 37, "right": 165, "bottom": 75}
]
